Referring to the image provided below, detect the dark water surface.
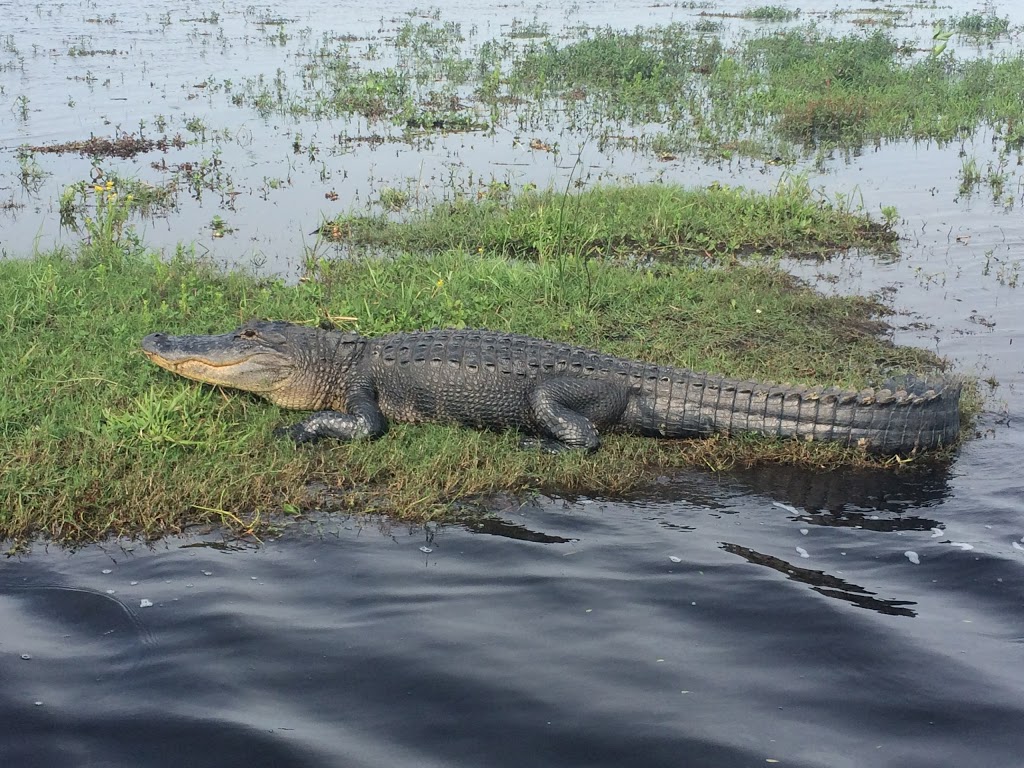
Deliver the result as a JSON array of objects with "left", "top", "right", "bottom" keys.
[
  {"left": 3, "top": 450, "right": 1024, "bottom": 767},
  {"left": 3, "top": 0, "right": 1024, "bottom": 765}
]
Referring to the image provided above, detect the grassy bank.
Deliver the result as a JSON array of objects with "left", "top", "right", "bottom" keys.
[
  {"left": 323, "top": 178, "right": 896, "bottom": 261},
  {"left": 0, "top": 183, "right": 957, "bottom": 546}
]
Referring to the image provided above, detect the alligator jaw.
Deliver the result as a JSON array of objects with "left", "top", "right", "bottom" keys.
[
  {"left": 140, "top": 330, "right": 292, "bottom": 395},
  {"left": 143, "top": 349, "right": 261, "bottom": 381}
]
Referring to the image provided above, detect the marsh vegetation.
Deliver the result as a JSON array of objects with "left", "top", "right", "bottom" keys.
[{"left": 2, "top": 1, "right": 1013, "bottom": 543}]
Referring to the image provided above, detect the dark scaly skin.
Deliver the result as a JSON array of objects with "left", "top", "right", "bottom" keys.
[{"left": 141, "top": 320, "right": 963, "bottom": 455}]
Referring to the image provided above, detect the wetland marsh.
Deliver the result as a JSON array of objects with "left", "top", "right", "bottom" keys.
[{"left": 1, "top": 2, "right": 1023, "bottom": 766}]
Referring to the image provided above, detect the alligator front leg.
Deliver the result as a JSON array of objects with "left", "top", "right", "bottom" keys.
[
  {"left": 276, "top": 387, "right": 387, "bottom": 444},
  {"left": 522, "top": 377, "right": 631, "bottom": 453}
]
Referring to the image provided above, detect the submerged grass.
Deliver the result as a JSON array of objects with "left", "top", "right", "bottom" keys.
[
  {"left": 946, "top": 11, "right": 1012, "bottom": 40},
  {"left": 712, "top": 28, "right": 1024, "bottom": 149},
  {"left": 220, "top": 17, "right": 1024, "bottom": 156},
  {"left": 323, "top": 179, "right": 896, "bottom": 261},
  {"left": 1, "top": 216, "right": 956, "bottom": 545},
  {"left": 739, "top": 6, "right": 801, "bottom": 23}
]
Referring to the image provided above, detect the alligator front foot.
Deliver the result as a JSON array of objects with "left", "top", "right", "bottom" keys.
[{"left": 274, "top": 408, "right": 387, "bottom": 444}]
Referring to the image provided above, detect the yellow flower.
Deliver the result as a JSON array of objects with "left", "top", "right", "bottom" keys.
[
  {"left": 108, "top": 194, "right": 118, "bottom": 202},
  {"left": 106, "top": 179, "right": 114, "bottom": 189},
  {"left": 436, "top": 279, "right": 444, "bottom": 287},
  {"left": 93, "top": 185, "right": 103, "bottom": 193}
]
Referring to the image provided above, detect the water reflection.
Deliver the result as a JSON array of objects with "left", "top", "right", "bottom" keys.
[
  {"left": 0, "top": 583, "right": 155, "bottom": 651},
  {"left": 588, "top": 461, "right": 953, "bottom": 538},
  {"left": 462, "top": 516, "right": 577, "bottom": 544},
  {"left": 788, "top": 509, "right": 942, "bottom": 533},
  {"left": 720, "top": 542, "right": 918, "bottom": 618},
  {"left": 729, "top": 462, "right": 954, "bottom": 515}
]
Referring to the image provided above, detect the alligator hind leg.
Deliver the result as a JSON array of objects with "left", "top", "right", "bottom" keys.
[{"left": 522, "top": 377, "right": 630, "bottom": 453}]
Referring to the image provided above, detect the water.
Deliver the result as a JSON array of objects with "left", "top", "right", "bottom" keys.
[
  {"left": 2, "top": 0, "right": 1022, "bottom": 271},
  {"left": 4, "top": 461, "right": 1024, "bottom": 767},
  {"left": 2, "top": 2, "right": 1024, "bottom": 766}
]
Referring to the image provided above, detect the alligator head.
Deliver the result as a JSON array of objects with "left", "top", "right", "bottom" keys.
[{"left": 141, "top": 319, "right": 360, "bottom": 410}]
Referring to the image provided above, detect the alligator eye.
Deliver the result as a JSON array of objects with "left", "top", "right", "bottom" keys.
[{"left": 239, "top": 329, "right": 258, "bottom": 339}]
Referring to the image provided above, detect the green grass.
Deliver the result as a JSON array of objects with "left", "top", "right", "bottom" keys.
[
  {"left": 718, "top": 28, "right": 1024, "bottom": 148},
  {"left": 322, "top": 179, "right": 896, "bottom": 261},
  {"left": 740, "top": 6, "right": 800, "bottom": 22},
  {"left": 946, "top": 11, "right": 1011, "bottom": 40},
  {"left": 507, "top": 25, "right": 721, "bottom": 124},
  {"left": 0, "top": 223, "right": 957, "bottom": 546}
]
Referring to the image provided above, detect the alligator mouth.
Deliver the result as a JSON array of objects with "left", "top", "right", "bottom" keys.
[
  {"left": 142, "top": 349, "right": 258, "bottom": 371},
  {"left": 141, "top": 349, "right": 266, "bottom": 387},
  {"left": 140, "top": 333, "right": 261, "bottom": 374}
]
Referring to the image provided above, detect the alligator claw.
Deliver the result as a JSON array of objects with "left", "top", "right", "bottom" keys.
[
  {"left": 518, "top": 437, "right": 575, "bottom": 454},
  {"left": 274, "top": 423, "right": 322, "bottom": 445}
]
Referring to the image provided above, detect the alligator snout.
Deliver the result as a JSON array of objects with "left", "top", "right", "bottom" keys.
[{"left": 140, "top": 333, "right": 166, "bottom": 357}]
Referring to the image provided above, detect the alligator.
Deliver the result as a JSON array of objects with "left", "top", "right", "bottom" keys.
[{"left": 140, "top": 320, "right": 962, "bottom": 455}]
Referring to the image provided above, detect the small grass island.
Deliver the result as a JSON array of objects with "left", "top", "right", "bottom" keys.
[{"left": 0, "top": 181, "right": 967, "bottom": 546}]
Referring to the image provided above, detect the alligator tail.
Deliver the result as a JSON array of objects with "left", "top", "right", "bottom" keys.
[{"left": 645, "top": 372, "right": 962, "bottom": 455}]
